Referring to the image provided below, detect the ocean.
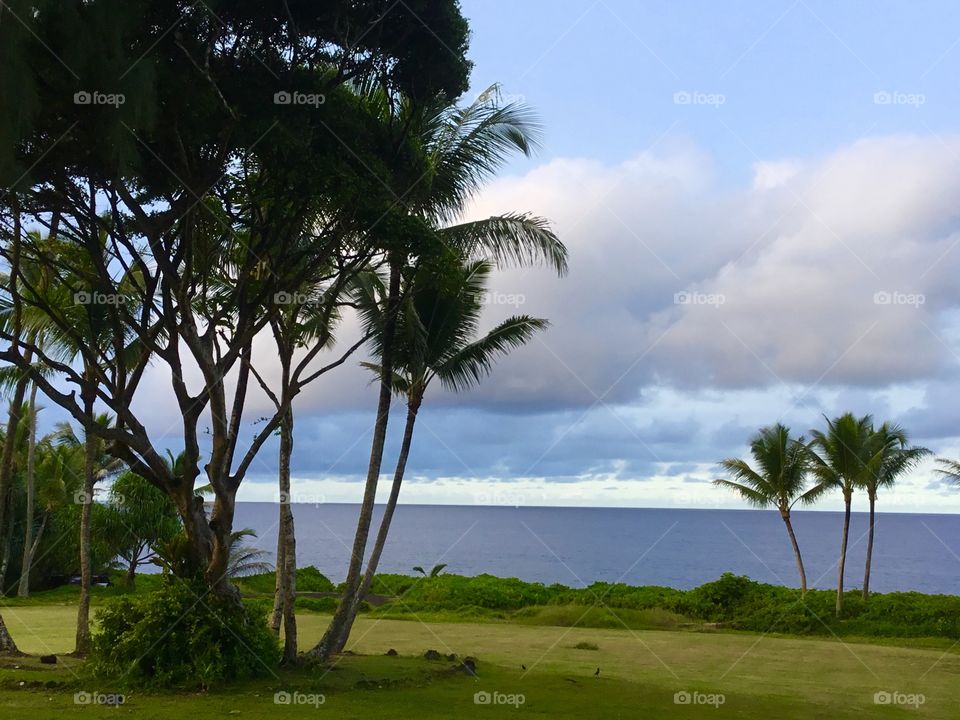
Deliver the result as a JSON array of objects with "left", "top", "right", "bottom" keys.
[{"left": 234, "top": 503, "right": 960, "bottom": 594}]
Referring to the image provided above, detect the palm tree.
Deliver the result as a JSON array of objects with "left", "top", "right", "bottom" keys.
[
  {"left": 412, "top": 563, "right": 448, "bottom": 577},
  {"left": 356, "top": 259, "right": 548, "bottom": 601},
  {"left": 53, "top": 415, "right": 124, "bottom": 654},
  {"left": 809, "top": 413, "right": 876, "bottom": 616},
  {"left": 859, "top": 423, "right": 930, "bottom": 600},
  {"left": 16, "top": 381, "right": 39, "bottom": 597},
  {"left": 714, "top": 424, "right": 826, "bottom": 594},
  {"left": 934, "top": 458, "right": 960, "bottom": 490},
  {"left": 308, "top": 85, "right": 567, "bottom": 661},
  {"left": 227, "top": 528, "right": 273, "bottom": 578}
]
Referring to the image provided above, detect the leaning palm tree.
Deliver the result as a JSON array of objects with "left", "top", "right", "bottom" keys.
[
  {"left": 809, "top": 413, "right": 876, "bottom": 616},
  {"left": 309, "top": 85, "right": 567, "bottom": 661},
  {"left": 714, "top": 424, "right": 826, "bottom": 594},
  {"left": 356, "top": 259, "right": 548, "bottom": 600},
  {"left": 860, "top": 423, "right": 930, "bottom": 600}
]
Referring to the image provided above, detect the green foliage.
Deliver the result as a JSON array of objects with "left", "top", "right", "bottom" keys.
[
  {"left": 359, "top": 572, "right": 960, "bottom": 640},
  {"left": 91, "top": 578, "right": 280, "bottom": 688},
  {"left": 102, "top": 471, "right": 181, "bottom": 580},
  {"left": 236, "top": 565, "right": 335, "bottom": 594}
]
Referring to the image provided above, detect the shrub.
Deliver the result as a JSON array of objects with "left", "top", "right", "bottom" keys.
[
  {"left": 236, "top": 565, "right": 334, "bottom": 594},
  {"left": 91, "top": 578, "right": 280, "bottom": 688}
]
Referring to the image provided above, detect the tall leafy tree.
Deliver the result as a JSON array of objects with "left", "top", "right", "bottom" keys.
[
  {"left": 0, "top": 0, "right": 472, "bottom": 601},
  {"left": 714, "top": 424, "right": 826, "bottom": 594},
  {"left": 809, "top": 413, "right": 876, "bottom": 616},
  {"left": 356, "top": 259, "right": 549, "bottom": 600}
]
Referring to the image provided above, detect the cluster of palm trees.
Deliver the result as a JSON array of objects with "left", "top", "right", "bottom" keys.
[
  {"left": 715, "top": 413, "right": 939, "bottom": 614},
  {"left": 0, "top": 86, "right": 566, "bottom": 664}
]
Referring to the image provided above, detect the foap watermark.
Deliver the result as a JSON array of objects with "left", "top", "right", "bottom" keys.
[
  {"left": 873, "top": 90, "right": 925, "bottom": 108},
  {"left": 277, "top": 490, "right": 326, "bottom": 506},
  {"left": 873, "top": 290, "right": 924, "bottom": 307},
  {"left": 473, "top": 290, "right": 526, "bottom": 308},
  {"left": 474, "top": 490, "right": 526, "bottom": 507},
  {"left": 273, "top": 291, "right": 326, "bottom": 308},
  {"left": 74, "top": 691, "right": 125, "bottom": 706},
  {"left": 874, "top": 691, "right": 925, "bottom": 708},
  {"left": 274, "top": 691, "right": 326, "bottom": 707},
  {"left": 673, "top": 90, "right": 725, "bottom": 108},
  {"left": 74, "top": 90, "right": 125, "bottom": 108},
  {"left": 474, "top": 690, "right": 525, "bottom": 708},
  {"left": 674, "top": 290, "right": 725, "bottom": 308},
  {"left": 674, "top": 690, "right": 725, "bottom": 708},
  {"left": 274, "top": 90, "right": 326, "bottom": 108},
  {"left": 74, "top": 291, "right": 126, "bottom": 306}
]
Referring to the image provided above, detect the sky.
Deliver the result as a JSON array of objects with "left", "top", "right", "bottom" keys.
[{"left": 111, "top": 1, "right": 960, "bottom": 512}]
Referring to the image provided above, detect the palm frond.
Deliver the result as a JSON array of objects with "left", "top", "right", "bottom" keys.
[{"left": 440, "top": 213, "right": 568, "bottom": 275}]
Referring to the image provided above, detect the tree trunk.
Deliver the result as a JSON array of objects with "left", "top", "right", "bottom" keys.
[
  {"left": 359, "top": 397, "right": 420, "bottom": 600},
  {"left": 270, "top": 524, "right": 285, "bottom": 634},
  {"left": 0, "top": 612, "right": 22, "bottom": 656},
  {"left": 863, "top": 491, "right": 876, "bottom": 600},
  {"left": 278, "top": 401, "right": 297, "bottom": 664},
  {"left": 836, "top": 490, "right": 852, "bottom": 617},
  {"left": 17, "top": 381, "right": 39, "bottom": 597},
  {"left": 0, "top": 366, "right": 31, "bottom": 563},
  {"left": 780, "top": 507, "right": 807, "bottom": 595},
  {"left": 0, "top": 502, "right": 13, "bottom": 593},
  {"left": 125, "top": 555, "right": 138, "bottom": 588},
  {"left": 307, "top": 258, "right": 402, "bottom": 661},
  {"left": 74, "top": 409, "right": 96, "bottom": 656}
]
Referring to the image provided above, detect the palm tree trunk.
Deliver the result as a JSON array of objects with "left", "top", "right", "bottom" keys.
[
  {"left": 0, "top": 359, "right": 32, "bottom": 564},
  {"left": 836, "top": 490, "right": 852, "bottom": 617},
  {"left": 278, "top": 402, "right": 297, "bottom": 664},
  {"left": 0, "top": 503, "right": 13, "bottom": 593},
  {"left": 17, "top": 381, "right": 39, "bottom": 597},
  {"left": 74, "top": 400, "right": 96, "bottom": 656},
  {"left": 270, "top": 526, "right": 285, "bottom": 634},
  {"left": 359, "top": 397, "right": 420, "bottom": 599},
  {"left": 863, "top": 491, "right": 876, "bottom": 600},
  {"left": 780, "top": 508, "right": 807, "bottom": 595},
  {"left": 307, "top": 258, "right": 402, "bottom": 661}
]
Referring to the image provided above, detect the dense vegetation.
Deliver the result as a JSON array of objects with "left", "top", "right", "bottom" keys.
[{"left": 356, "top": 572, "right": 960, "bottom": 640}]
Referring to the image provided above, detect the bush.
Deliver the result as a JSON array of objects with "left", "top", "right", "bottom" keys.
[
  {"left": 236, "top": 565, "right": 335, "bottom": 594},
  {"left": 91, "top": 578, "right": 280, "bottom": 688}
]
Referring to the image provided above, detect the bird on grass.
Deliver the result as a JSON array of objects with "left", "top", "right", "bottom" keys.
[{"left": 594, "top": 667, "right": 600, "bottom": 677}]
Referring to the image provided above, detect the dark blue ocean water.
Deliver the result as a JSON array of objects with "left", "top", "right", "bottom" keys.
[{"left": 234, "top": 504, "right": 960, "bottom": 595}]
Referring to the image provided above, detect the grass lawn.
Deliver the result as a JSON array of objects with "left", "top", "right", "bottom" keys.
[{"left": 2, "top": 604, "right": 959, "bottom": 718}]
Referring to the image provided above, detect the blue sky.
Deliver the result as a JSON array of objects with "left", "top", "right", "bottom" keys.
[
  {"left": 465, "top": 0, "right": 960, "bottom": 178},
  {"left": 125, "top": 2, "right": 960, "bottom": 513}
]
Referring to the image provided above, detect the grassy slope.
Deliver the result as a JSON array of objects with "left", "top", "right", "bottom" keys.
[{"left": 2, "top": 606, "right": 959, "bottom": 718}]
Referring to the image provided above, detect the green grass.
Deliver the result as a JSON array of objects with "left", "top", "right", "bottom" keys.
[{"left": 2, "top": 604, "right": 959, "bottom": 718}]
